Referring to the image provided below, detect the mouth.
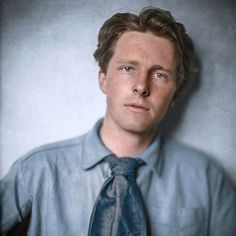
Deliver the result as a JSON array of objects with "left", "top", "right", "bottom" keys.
[{"left": 124, "top": 103, "right": 150, "bottom": 112}]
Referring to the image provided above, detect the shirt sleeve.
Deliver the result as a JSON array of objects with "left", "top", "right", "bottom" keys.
[
  {"left": 0, "top": 158, "right": 32, "bottom": 233},
  {"left": 209, "top": 165, "right": 236, "bottom": 236}
]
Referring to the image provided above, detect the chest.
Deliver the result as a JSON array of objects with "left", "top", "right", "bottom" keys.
[{"left": 33, "top": 166, "right": 209, "bottom": 235}]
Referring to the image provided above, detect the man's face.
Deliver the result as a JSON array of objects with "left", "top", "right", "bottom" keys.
[{"left": 99, "top": 31, "right": 176, "bottom": 135}]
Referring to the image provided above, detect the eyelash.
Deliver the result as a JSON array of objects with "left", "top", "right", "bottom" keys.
[
  {"left": 151, "top": 72, "right": 168, "bottom": 80},
  {"left": 121, "top": 66, "right": 135, "bottom": 73},
  {"left": 120, "top": 66, "right": 168, "bottom": 81}
]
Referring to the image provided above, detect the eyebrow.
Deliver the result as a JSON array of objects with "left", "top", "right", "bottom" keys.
[
  {"left": 116, "top": 60, "right": 174, "bottom": 74},
  {"left": 117, "top": 60, "right": 140, "bottom": 66}
]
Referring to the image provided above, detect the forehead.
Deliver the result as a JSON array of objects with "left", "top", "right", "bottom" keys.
[{"left": 112, "top": 31, "right": 176, "bottom": 68}]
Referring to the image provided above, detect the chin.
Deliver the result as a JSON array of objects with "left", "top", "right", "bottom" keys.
[{"left": 120, "top": 120, "right": 158, "bottom": 135}]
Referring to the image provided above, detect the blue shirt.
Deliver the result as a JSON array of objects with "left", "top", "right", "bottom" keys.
[{"left": 1, "top": 119, "right": 236, "bottom": 235}]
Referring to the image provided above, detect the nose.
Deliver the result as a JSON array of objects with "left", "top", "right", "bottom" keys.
[{"left": 133, "top": 74, "right": 150, "bottom": 97}]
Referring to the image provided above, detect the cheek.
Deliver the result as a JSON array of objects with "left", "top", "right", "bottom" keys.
[
  {"left": 106, "top": 78, "right": 129, "bottom": 97},
  {"left": 105, "top": 82, "right": 123, "bottom": 105},
  {"left": 165, "top": 87, "right": 176, "bottom": 102},
  {"left": 164, "top": 82, "right": 176, "bottom": 98},
  {"left": 153, "top": 86, "right": 176, "bottom": 107}
]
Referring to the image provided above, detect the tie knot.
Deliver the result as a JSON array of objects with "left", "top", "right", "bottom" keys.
[{"left": 106, "top": 155, "right": 144, "bottom": 176}]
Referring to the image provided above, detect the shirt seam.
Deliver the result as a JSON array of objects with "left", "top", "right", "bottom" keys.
[
  {"left": 20, "top": 159, "right": 33, "bottom": 201},
  {"left": 22, "top": 140, "right": 83, "bottom": 163},
  {"left": 2, "top": 201, "right": 31, "bottom": 230}
]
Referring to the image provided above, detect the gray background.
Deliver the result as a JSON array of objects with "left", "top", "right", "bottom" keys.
[{"left": 1, "top": 0, "right": 236, "bottom": 186}]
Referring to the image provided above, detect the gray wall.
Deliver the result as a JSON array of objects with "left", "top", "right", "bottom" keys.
[{"left": 1, "top": 0, "right": 236, "bottom": 185}]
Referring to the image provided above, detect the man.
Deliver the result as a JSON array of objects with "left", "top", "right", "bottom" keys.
[{"left": 1, "top": 6, "right": 236, "bottom": 236}]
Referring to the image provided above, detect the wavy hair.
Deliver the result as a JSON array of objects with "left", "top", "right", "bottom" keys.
[{"left": 94, "top": 7, "right": 196, "bottom": 100}]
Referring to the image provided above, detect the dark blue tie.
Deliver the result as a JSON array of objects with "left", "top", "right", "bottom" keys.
[{"left": 88, "top": 155, "right": 148, "bottom": 236}]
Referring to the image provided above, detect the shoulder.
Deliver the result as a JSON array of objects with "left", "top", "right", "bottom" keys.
[
  {"left": 16, "top": 134, "right": 87, "bottom": 176},
  {"left": 159, "top": 136, "right": 236, "bottom": 194},
  {"left": 25, "top": 135, "right": 84, "bottom": 157},
  {"left": 161, "top": 137, "right": 210, "bottom": 163},
  {"left": 4, "top": 134, "right": 88, "bottom": 196},
  {"left": 159, "top": 136, "right": 222, "bottom": 177}
]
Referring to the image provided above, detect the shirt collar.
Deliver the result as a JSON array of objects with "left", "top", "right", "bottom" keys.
[
  {"left": 134, "top": 134, "right": 162, "bottom": 175},
  {"left": 81, "top": 119, "right": 162, "bottom": 175},
  {"left": 82, "top": 119, "right": 111, "bottom": 170}
]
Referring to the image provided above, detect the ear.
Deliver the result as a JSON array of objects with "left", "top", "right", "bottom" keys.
[{"left": 98, "top": 70, "right": 108, "bottom": 94}]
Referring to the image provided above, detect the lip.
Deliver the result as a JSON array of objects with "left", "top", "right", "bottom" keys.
[{"left": 124, "top": 103, "right": 150, "bottom": 112}]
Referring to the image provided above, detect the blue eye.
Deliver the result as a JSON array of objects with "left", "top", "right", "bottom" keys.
[
  {"left": 157, "top": 72, "right": 165, "bottom": 78},
  {"left": 122, "top": 66, "right": 135, "bottom": 73},
  {"left": 152, "top": 72, "right": 168, "bottom": 80}
]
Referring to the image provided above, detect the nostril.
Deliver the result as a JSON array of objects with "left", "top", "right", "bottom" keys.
[
  {"left": 133, "top": 88, "right": 138, "bottom": 94},
  {"left": 142, "top": 90, "right": 150, "bottom": 97},
  {"left": 133, "top": 87, "right": 150, "bottom": 97},
  {"left": 133, "top": 82, "right": 150, "bottom": 97}
]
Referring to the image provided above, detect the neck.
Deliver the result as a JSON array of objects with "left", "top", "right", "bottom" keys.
[{"left": 100, "top": 118, "right": 156, "bottom": 158}]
